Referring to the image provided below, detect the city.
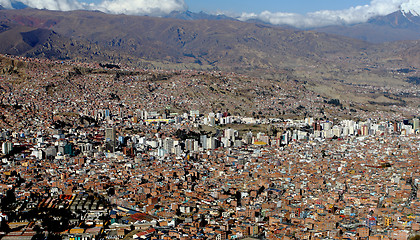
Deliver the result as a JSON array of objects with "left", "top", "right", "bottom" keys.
[
  {"left": 1, "top": 55, "right": 419, "bottom": 239},
  {"left": 1, "top": 1, "right": 420, "bottom": 239}
]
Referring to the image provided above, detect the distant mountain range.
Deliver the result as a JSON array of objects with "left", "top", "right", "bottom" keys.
[
  {"left": 1, "top": 8, "right": 420, "bottom": 72},
  {"left": 2, "top": 3, "right": 420, "bottom": 43},
  {"left": 165, "top": 9, "right": 420, "bottom": 43},
  {"left": 130, "top": 8, "right": 420, "bottom": 43},
  {"left": 0, "top": 8, "right": 372, "bottom": 71},
  {"left": 313, "top": 10, "right": 420, "bottom": 43},
  {"left": 0, "top": 8, "right": 418, "bottom": 112},
  {"left": 165, "top": 10, "right": 237, "bottom": 21}
]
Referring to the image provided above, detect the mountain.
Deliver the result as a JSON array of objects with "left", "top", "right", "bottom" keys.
[
  {"left": 0, "top": 8, "right": 418, "bottom": 114},
  {"left": 313, "top": 11, "right": 420, "bottom": 43},
  {"left": 0, "top": 8, "right": 370, "bottom": 71},
  {"left": 2, "top": 8, "right": 420, "bottom": 75},
  {"left": 10, "top": 1, "right": 29, "bottom": 9},
  {"left": 369, "top": 10, "right": 420, "bottom": 29},
  {"left": 165, "top": 10, "right": 236, "bottom": 21}
]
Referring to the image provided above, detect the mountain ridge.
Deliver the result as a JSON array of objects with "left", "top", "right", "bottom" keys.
[
  {"left": 0, "top": 8, "right": 418, "bottom": 115},
  {"left": 313, "top": 10, "right": 420, "bottom": 43},
  {"left": 165, "top": 10, "right": 237, "bottom": 21},
  {"left": 1, "top": 8, "right": 420, "bottom": 74},
  {"left": 0, "top": 8, "right": 372, "bottom": 71},
  {"left": 2, "top": 4, "right": 420, "bottom": 43}
]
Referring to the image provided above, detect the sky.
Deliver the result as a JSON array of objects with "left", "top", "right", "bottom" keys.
[
  {"left": 185, "top": 0, "right": 371, "bottom": 15},
  {"left": 1, "top": 0, "right": 420, "bottom": 28}
]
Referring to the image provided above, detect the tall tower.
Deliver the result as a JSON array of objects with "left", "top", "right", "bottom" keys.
[
  {"left": 185, "top": 139, "right": 194, "bottom": 152},
  {"left": 163, "top": 137, "right": 174, "bottom": 154},
  {"left": 2, "top": 142, "right": 13, "bottom": 155},
  {"left": 105, "top": 127, "right": 116, "bottom": 153},
  {"left": 413, "top": 118, "right": 419, "bottom": 132},
  {"left": 200, "top": 135, "right": 207, "bottom": 149}
]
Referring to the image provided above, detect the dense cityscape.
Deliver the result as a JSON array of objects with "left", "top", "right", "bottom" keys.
[{"left": 0, "top": 54, "right": 419, "bottom": 240}]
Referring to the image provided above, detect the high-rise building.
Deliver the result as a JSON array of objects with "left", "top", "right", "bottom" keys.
[
  {"left": 221, "top": 137, "right": 231, "bottom": 148},
  {"left": 393, "top": 122, "right": 398, "bottom": 133},
  {"left": 185, "top": 139, "right": 195, "bottom": 152},
  {"left": 105, "top": 127, "right": 116, "bottom": 153},
  {"left": 163, "top": 137, "right": 174, "bottom": 153},
  {"left": 225, "top": 128, "right": 236, "bottom": 141},
  {"left": 413, "top": 118, "right": 419, "bottom": 132},
  {"left": 2, "top": 142, "right": 13, "bottom": 155},
  {"left": 243, "top": 132, "right": 253, "bottom": 145},
  {"left": 207, "top": 137, "right": 217, "bottom": 150},
  {"left": 323, "top": 121, "right": 332, "bottom": 131},
  {"left": 208, "top": 112, "right": 216, "bottom": 126},
  {"left": 200, "top": 135, "right": 207, "bottom": 149},
  {"left": 361, "top": 125, "right": 369, "bottom": 136}
]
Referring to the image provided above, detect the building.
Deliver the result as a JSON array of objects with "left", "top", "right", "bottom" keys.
[
  {"left": 2, "top": 141, "right": 13, "bottom": 155},
  {"left": 200, "top": 135, "right": 207, "bottom": 149},
  {"left": 105, "top": 127, "right": 116, "bottom": 153},
  {"left": 413, "top": 118, "right": 419, "bottom": 132},
  {"left": 185, "top": 139, "right": 195, "bottom": 152},
  {"left": 163, "top": 137, "right": 174, "bottom": 154}
]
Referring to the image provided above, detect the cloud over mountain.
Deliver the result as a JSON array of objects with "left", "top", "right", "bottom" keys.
[
  {"left": 238, "top": 0, "right": 420, "bottom": 28},
  {"left": 95, "top": 0, "right": 187, "bottom": 16},
  {"left": 0, "top": 0, "right": 82, "bottom": 10},
  {"left": 0, "top": 0, "right": 187, "bottom": 16},
  {"left": 1, "top": 0, "right": 420, "bottom": 27}
]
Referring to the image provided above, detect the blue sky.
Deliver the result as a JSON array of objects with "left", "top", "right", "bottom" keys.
[
  {"left": 184, "top": 0, "right": 370, "bottom": 15},
  {"left": 83, "top": 0, "right": 370, "bottom": 14}
]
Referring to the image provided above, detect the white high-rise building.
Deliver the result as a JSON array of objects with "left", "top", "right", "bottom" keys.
[{"left": 2, "top": 142, "right": 13, "bottom": 155}]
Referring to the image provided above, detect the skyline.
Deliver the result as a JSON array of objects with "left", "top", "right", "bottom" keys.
[{"left": 0, "top": 0, "right": 420, "bottom": 27}]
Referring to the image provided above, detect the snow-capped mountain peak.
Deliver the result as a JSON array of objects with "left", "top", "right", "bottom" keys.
[{"left": 401, "top": 1, "right": 420, "bottom": 16}]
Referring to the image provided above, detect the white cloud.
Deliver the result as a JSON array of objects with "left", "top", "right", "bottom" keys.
[
  {"left": 95, "top": 0, "right": 187, "bottom": 16},
  {"left": 0, "top": 0, "right": 83, "bottom": 10},
  {"left": 401, "top": 0, "right": 420, "bottom": 15},
  {"left": 0, "top": 0, "right": 187, "bottom": 16},
  {"left": 0, "top": 0, "right": 12, "bottom": 8},
  {"left": 238, "top": 0, "right": 420, "bottom": 28},
  {"left": 2, "top": 0, "right": 420, "bottom": 27}
]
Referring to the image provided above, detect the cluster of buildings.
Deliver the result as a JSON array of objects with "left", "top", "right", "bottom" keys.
[
  {"left": 0, "top": 106, "right": 419, "bottom": 240},
  {"left": 0, "top": 54, "right": 419, "bottom": 240}
]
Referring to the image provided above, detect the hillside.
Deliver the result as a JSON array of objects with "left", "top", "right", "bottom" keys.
[
  {"left": 0, "top": 9, "right": 371, "bottom": 71},
  {"left": 0, "top": 8, "right": 418, "bottom": 114},
  {"left": 0, "top": 53, "right": 418, "bottom": 133}
]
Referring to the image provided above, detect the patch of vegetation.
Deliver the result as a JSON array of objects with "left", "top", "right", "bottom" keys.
[
  {"left": 368, "top": 101, "right": 406, "bottom": 107},
  {"left": 396, "top": 68, "right": 415, "bottom": 73},
  {"left": 99, "top": 63, "right": 120, "bottom": 69},
  {"left": 326, "top": 99, "right": 342, "bottom": 107},
  {"left": 407, "top": 76, "right": 420, "bottom": 85}
]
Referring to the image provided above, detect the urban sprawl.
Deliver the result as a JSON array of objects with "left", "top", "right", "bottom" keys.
[{"left": 0, "top": 56, "right": 420, "bottom": 240}]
